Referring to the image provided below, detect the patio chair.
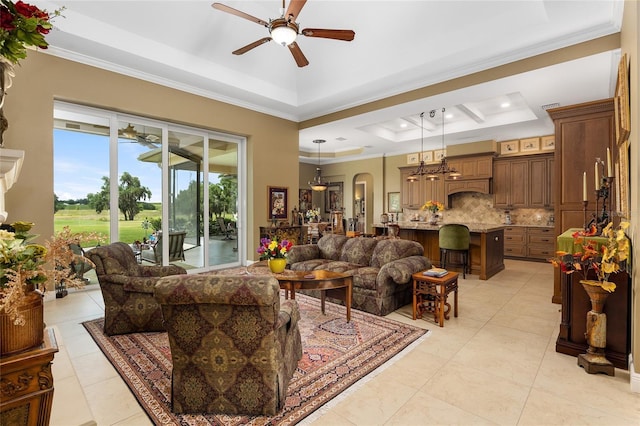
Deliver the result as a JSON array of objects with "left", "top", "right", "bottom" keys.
[
  {"left": 217, "top": 216, "right": 236, "bottom": 240},
  {"left": 141, "top": 231, "right": 186, "bottom": 264}
]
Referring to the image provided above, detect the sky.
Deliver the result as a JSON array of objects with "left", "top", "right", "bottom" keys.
[{"left": 53, "top": 129, "right": 202, "bottom": 203}]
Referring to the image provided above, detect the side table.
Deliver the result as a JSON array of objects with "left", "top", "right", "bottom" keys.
[
  {"left": 0, "top": 328, "right": 58, "bottom": 426},
  {"left": 412, "top": 271, "right": 459, "bottom": 327}
]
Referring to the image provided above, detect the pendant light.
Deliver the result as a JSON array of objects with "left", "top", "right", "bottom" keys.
[
  {"left": 424, "top": 107, "right": 461, "bottom": 180},
  {"left": 406, "top": 112, "right": 429, "bottom": 182},
  {"left": 309, "top": 139, "right": 329, "bottom": 191}
]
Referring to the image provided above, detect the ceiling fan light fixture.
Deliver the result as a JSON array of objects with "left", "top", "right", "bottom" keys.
[
  {"left": 120, "top": 123, "right": 138, "bottom": 140},
  {"left": 270, "top": 20, "right": 298, "bottom": 46}
]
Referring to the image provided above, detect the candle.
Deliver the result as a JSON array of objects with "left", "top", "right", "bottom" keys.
[
  {"left": 607, "top": 147, "right": 612, "bottom": 177},
  {"left": 583, "top": 172, "right": 587, "bottom": 201},
  {"left": 594, "top": 161, "right": 599, "bottom": 189}
]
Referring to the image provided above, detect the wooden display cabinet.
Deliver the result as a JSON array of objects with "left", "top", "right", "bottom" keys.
[{"left": 0, "top": 328, "right": 58, "bottom": 426}]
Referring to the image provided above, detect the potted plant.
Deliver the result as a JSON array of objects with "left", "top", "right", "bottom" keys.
[
  {"left": 0, "top": 222, "right": 102, "bottom": 355},
  {"left": 257, "top": 237, "right": 292, "bottom": 273},
  {"left": 549, "top": 221, "right": 630, "bottom": 374}
]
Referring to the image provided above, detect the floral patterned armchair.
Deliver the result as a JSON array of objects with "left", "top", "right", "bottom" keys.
[
  {"left": 154, "top": 274, "right": 302, "bottom": 416},
  {"left": 86, "top": 242, "right": 186, "bottom": 336}
]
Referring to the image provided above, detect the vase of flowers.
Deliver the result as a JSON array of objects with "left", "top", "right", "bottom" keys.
[
  {"left": 549, "top": 221, "right": 629, "bottom": 375},
  {"left": 421, "top": 200, "right": 444, "bottom": 225},
  {"left": 0, "top": 0, "right": 63, "bottom": 144},
  {"left": 305, "top": 208, "right": 320, "bottom": 223},
  {"left": 0, "top": 222, "right": 101, "bottom": 355},
  {"left": 257, "top": 237, "right": 292, "bottom": 273}
]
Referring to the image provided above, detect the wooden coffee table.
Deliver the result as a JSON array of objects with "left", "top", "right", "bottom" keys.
[{"left": 275, "top": 270, "right": 353, "bottom": 322}]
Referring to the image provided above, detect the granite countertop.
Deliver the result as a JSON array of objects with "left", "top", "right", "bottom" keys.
[
  {"left": 502, "top": 224, "right": 554, "bottom": 228},
  {"left": 373, "top": 222, "right": 506, "bottom": 233}
]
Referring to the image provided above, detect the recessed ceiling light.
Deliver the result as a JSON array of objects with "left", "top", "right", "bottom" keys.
[
  {"left": 445, "top": 114, "right": 453, "bottom": 119},
  {"left": 501, "top": 102, "right": 510, "bottom": 108},
  {"left": 400, "top": 123, "right": 407, "bottom": 128}
]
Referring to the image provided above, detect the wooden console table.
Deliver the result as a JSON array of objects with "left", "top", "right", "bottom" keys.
[
  {"left": 0, "top": 328, "right": 58, "bottom": 426},
  {"left": 259, "top": 225, "right": 307, "bottom": 245}
]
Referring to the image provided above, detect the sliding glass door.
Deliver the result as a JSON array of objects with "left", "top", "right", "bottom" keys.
[{"left": 53, "top": 102, "right": 244, "bottom": 271}]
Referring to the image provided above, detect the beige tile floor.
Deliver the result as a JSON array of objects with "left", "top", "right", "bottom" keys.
[{"left": 44, "top": 259, "right": 640, "bottom": 426}]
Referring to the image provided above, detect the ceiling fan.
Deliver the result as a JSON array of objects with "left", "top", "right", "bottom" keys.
[{"left": 212, "top": 0, "right": 355, "bottom": 67}]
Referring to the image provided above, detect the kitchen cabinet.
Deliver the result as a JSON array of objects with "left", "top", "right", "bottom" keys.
[
  {"left": 445, "top": 155, "right": 493, "bottom": 179},
  {"left": 494, "top": 154, "right": 553, "bottom": 209},
  {"left": 547, "top": 99, "right": 617, "bottom": 304},
  {"left": 503, "top": 226, "right": 554, "bottom": 260},
  {"left": 400, "top": 167, "right": 424, "bottom": 208},
  {"left": 493, "top": 158, "right": 528, "bottom": 208},
  {"left": 399, "top": 167, "right": 445, "bottom": 209},
  {"left": 529, "top": 154, "right": 554, "bottom": 208}
]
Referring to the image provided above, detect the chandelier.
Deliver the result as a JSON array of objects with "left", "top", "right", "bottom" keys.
[
  {"left": 309, "top": 139, "right": 329, "bottom": 191},
  {"left": 407, "top": 108, "right": 461, "bottom": 182}
]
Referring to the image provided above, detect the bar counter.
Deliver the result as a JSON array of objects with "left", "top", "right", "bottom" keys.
[{"left": 373, "top": 222, "right": 505, "bottom": 280}]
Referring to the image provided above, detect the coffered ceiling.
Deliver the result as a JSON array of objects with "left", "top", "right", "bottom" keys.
[{"left": 40, "top": 0, "right": 624, "bottom": 163}]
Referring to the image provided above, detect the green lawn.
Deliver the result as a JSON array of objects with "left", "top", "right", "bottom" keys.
[
  {"left": 54, "top": 204, "right": 230, "bottom": 246},
  {"left": 55, "top": 205, "right": 162, "bottom": 246}
]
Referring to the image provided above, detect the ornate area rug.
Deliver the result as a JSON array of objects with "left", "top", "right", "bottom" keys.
[{"left": 83, "top": 293, "right": 428, "bottom": 425}]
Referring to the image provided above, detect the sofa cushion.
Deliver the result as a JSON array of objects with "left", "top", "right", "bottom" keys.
[
  {"left": 339, "top": 237, "right": 379, "bottom": 266},
  {"left": 315, "top": 261, "right": 363, "bottom": 274},
  {"left": 370, "top": 239, "right": 424, "bottom": 268},
  {"left": 289, "top": 259, "right": 333, "bottom": 271},
  {"left": 351, "top": 267, "right": 381, "bottom": 291},
  {"left": 317, "top": 234, "right": 349, "bottom": 260}
]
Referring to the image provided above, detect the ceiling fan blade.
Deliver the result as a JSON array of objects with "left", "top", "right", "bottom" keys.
[
  {"left": 232, "top": 37, "right": 272, "bottom": 55},
  {"left": 301, "top": 28, "right": 355, "bottom": 41},
  {"left": 285, "top": 0, "right": 307, "bottom": 22},
  {"left": 288, "top": 42, "right": 309, "bottom": 67},
  {"left": 212, "top": 3, "right": 268, "bottom": 27}
]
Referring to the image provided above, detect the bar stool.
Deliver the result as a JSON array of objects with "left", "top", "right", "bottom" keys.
[{"left": 438, "top": 224, "right": 470, "bottom": 278}]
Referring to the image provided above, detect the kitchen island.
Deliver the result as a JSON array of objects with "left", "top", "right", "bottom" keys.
[{"left": 373, "top": 222, "right": 505, "bottom": 280}]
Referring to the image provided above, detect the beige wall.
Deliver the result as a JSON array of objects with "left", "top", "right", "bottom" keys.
[
  {"left": 621, "top": 0, "right": 639, "bottom": 377},
  {"left": 2, "top": 52, "right": 299, "bottom": 259}
]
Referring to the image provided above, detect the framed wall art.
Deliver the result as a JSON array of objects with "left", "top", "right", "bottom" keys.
[
  {"left": 325, "top": 182, "right": 343, "bottom": 213},
  {"left": 407, "top": 153, "right": 420, "bottom": 164},
  {"left": 421, "top": 151, "right": 433, "bottom": 163},
  {"left": 388, "top": 192, "right": 401, "bottom": 213},
  {"left": 617, "top": 140, "right": 629, "bottom": 219},
  {"left": 500, "top": 140, "right": 519, "bottom": 155},
  {"left": 433, "top": 149, "right": 446, "bottom": 161},
  {"left": 299, "top": 188, "right": 312, "bottom": 212},
  {"left": 520, "top": 137, "right": 540, "bottom": 152},
  {"left": 614, "top": 53, "right": 630, "bottom": 146},
  {"left": 268, "top": 186, "right": 288, "bottom": 220},
  {"left": 541, "top": 135, "right": 555, "bottom": 151}
]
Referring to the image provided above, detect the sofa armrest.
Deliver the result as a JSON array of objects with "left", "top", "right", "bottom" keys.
[
  {"left": 276, "top": 299, "right": 300, "bottom": 331},
  {"left": 123, "top": 277, "right": 163, "bottom": 294},
  {"left": 287, "top": 244, "right": 320, "bottom": 265},
  {"left": 377, "top": 256, "right": 431, "bottom": 285}
]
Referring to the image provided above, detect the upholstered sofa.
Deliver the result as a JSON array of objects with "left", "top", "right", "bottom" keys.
[
  {"left": 154, "top": 274, "right": 302, "bottom": 416},
  {"left": 86, "top": 242, "right": 187, "bottom": 335},
  {"left": 287, "top": 234, "right": 431, "bottom": 316}
]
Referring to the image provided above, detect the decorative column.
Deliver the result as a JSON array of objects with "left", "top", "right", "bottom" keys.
[
  {"left": 577, "top": 280, "right": 615, "bottom": 376},
  {"left": 0, "top": 148, "right": 25, "bottom": 224}
]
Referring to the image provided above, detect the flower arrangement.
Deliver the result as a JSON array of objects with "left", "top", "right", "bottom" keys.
[
  {"left": 0, "top": 0, "right": 63, "bottom": 64},
  {"left": 421, "top": 200, "right": 444, "bottom": 213},
  {"left": 305, "top": 208, "right": 320, "bottom": 222},
  {"left": 549, "top": 221, "right": 630, "bottom": 292},
  {"left": 0, "top": 222, "right": 103, "bottom": 324},
  {"left": 257, "top": 237, "right": 292, "bottom": 260}
]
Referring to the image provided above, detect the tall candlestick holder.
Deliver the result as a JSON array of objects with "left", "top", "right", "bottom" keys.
[
  {"left": 588, "top": 158, "right": 614, "bottom": 233},
  {"left": 582, "top": 200, "right": 589, "bottom": 230}
]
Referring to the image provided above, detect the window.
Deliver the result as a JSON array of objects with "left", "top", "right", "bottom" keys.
[{"left": 53, "top": 102, "right": 244, "bottom": 271}]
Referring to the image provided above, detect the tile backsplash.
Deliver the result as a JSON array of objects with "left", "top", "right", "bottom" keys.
[{"left": 400, "top": 193, "right": 554, "bottom": 226}]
